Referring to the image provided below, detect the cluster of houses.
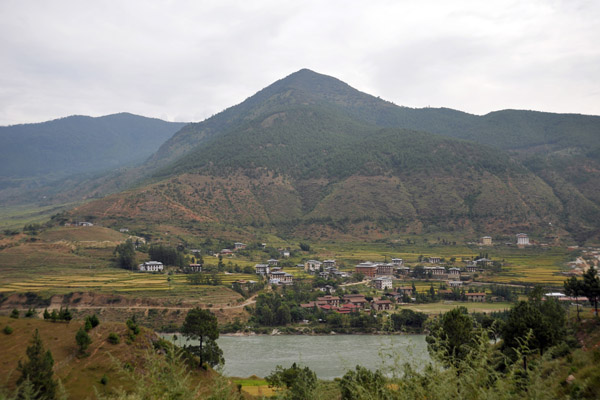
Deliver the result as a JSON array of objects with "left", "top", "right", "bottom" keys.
[
  {"left": 300, "top": 293, "right": 394, "bottom": 313},
  {"left": 255, "top": 259, "right": 294, "bottom": 285}
]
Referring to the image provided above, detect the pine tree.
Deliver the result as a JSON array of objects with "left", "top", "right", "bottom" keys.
[
  {"left": 17, "top": 329, "right": 57, "bottom": 399},
  {"left": 76, "top": 327, "right": 92, "bottom": 354}
]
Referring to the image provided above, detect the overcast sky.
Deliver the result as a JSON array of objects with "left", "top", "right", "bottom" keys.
[{"left": 1, "top": 0, "right": 599, "bottom": 125}]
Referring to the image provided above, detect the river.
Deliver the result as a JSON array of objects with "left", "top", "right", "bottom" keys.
[{"left": 162, "top": 334, "right": 430, "bottom": 380}]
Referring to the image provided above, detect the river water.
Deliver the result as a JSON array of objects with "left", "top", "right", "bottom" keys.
[{"left": 162, "top": 333, "right": 429, "bottom": 380}]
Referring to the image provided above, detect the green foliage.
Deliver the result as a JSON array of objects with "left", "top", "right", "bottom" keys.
[
  {"left": 426, "top": 307, "right": 476, "bottom": 366},
  {"left": 501, "top": 288, "right": 566, "bottom": 357},
  {"left": 266, "top": 363, "right": 317, "bottom": 400},
  {"left": 339, "top": 365, "right": 389, "bottom": 400},
  {"left": 582, "top": 266, "right": 600, "bottom": 316},
  {"left": 10, "top": 309, "right": 19, "bottom": 319},
  {"left": 85, "top": 314, "right": 99, "bottom": 328},
  {"left": 148, "top": 244, "right": 185, "bottom": 267},
  {"left": 3, "top": 325, "right": 13, "bottom": 335},
  {"left": 75, "top": 327, "right": 91, "bottom": 354},
  {"left": 390, "top": 309, "right": 427, "bottom": 332},
  {"left": 107, "top": 332, "right": 120, "bottom": 345},
  {"left": 181, "top": 308, "right": 223, "bottom": 368},
  {"left": 187, "top": 272, "right": 221, "bottom": 286},
  {"left": 114, "top": 240, "right": 136, "bottom": 270},
  {"left": 17, "top": 329, "right": 57, "bottom": 400}
]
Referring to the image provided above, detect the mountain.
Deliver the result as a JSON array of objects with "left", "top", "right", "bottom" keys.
[
  {"left": 0, "top": 113, "right": 186, "bottom": 186},
  {"left": 67, "top": 70, "right": 600, "bottom": 243}
]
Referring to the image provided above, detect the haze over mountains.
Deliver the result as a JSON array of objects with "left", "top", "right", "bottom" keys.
[
  {"left": 0, "top": 113, "right": 186, "bottom": 204},
  {"left": 2, "top": 69, "right": 599, "bottom": 242}
]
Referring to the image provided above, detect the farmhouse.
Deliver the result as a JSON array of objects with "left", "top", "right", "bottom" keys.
[
  {"left": 267, "top": 259, "right": 279, "bottom": 266},
  {"left": 466, "top": 264, "right": 478, "bottom": 273},
  {"left": 395, "top": 266, "right": 410, "bottom": 276},
  {"left": 373, "top": 277, "right": 393, "bottom": 290},
  {"left": 323, "top": 259, "right": 336, "bottom": 268},
  {"left": 448, "top": 280, "right": 463, "bottom": 288},
  {"left": 391, "top": 258, "right": 404, "bottom": 266},
  {"left": 317, "top": 295, "right": 340, "bottom": 307},
  {"left": 517, "top": 233, "right": 530, "bottom": 246},
  {"left": 183, "top": 263, "right": 202, "bottom": 273},
  {"left": 255, "top": 263, "right": 270, "bottom": 275},
  {"left": 372, "top": 299, "right": 393, "bottom": 311},
  {"left": 305, "top": 260, "right": 323, "bottom": 273},
  {"left": 482, "top": 236, "right": 492, "bottom": 245},
  {"left": 428, "top": 256, "right": 441, "bottom": 264},
  {"left": 343, "top": 294, "right": 368, "bottom": 308},
  {"left": 376, "top": 263, "right": 394, "bottom": 276},
  {"left": 355, "top": 262, "right": 378, "bottom": 278},
  {"left": 220, "top": 249, "right": 233, "bottom": 255},
  {"left": 466, "top": 292, "right": 487, "bottom": 302},
  {"left": 448, "top": 267, "right": 460, "bottom": 277},
  {"left": 138, "top": 261, "right": 163, "bottom": 272},
  {"left": 424, "top": 266, "right": 446, "bottom": 276},
  {"left": 233, "top": 242, "right": 246, "bottom": 250},
  {"left": 269, "top": 271, "right": 293, "bottom": 285},
  {"left": 396, "top": 286, "right": 414, "bottom": 296}
]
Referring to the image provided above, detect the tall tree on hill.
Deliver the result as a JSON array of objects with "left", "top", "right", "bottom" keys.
[
  {"left": 114, "top": 239, "right": 136, "bottom": 270},
  {"left": 17, "top": 329, "right": 57, "bottom": 400},
  {"left": 582, "top": 266, "right": 600, "bottom": 316},
  {"left": 181, "top": 308, "right": 223, "bottom": 368},
  {"left": 564, "top": 275, "right": 585, "bottom": 320}
]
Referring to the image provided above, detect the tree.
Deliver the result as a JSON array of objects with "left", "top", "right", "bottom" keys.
[
  {"left": 582, "top": 266, "right": 600, "bottom": 316},
  {"left": 114, "top": 239, "right": 136, "bottom": 270},
  {"left": 76, "top": 327, "right": 92, "bottom": 354},
  {"left": 17, "top": 329, "right": 57, "bottom": 399},
  {"left": 10, "top": 308, "right": 19, "bottom": 318},
  {"left": 181, "top": 308, "right": 223, "bottom": 368},
  {"left": 564, "top": 275, "right": 585, "bottom": 320},
  {"left": 266, "top": 363, "right": 317, "bottom": 400},
  {"left": 339, "top": 365, "right": 389, "bottom": 400},
  {"left": 501, "top": 290, "right": 566, "bottom": 358},
  {"left": 426, "top": 307, "right": 475, "bottom": 366}
]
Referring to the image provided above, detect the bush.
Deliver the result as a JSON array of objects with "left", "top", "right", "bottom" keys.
[
  {"left": 10, "top": 309, "right": 19, "bottom": 319},
  {"left": 3, "top": 325, "right": 13, "bottom": 335},
  {"left": 107, "top": 332, "right": 120, "bottom": 344}
]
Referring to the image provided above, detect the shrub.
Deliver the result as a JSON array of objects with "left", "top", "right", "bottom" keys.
[
  {"left": 10, "top": 309, "right": 19, "bottom": 319},
  {"left": 107, "top": 332, "right": 120, "bottom": 344},
  {"left": 3, "top": 325, "right": 13, "bottom": 335}
]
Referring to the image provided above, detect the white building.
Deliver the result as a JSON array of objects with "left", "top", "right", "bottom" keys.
[
  {"left": 373, "top": 277, "right": 393, "bottom": 291},
  {"left": 517, "top": 233, "right": 530, "bottom": 246},
  {"left": 139, "top": 261, "right": 164, "bottom": 272},
  {"left": 255, "top": 264, "right": 270, "bottom": 275}
]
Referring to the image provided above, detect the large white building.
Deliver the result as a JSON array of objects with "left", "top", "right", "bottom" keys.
[
  {"left": 373, "top": 277, "right": 393, "bottom": 291},
  {"left": 516, "top": 233, "right": 530, "bottom": 246},
  {"left": 138, "top": 261, "right": 164, "bottom": 272}
]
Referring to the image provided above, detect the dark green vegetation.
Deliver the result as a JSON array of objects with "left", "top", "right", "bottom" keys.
[
  {"left": 0, "top": 113, "right": 185, "bottom": 183},
  {"left": 67, "top": 69, "right": 599, "bottom": 244},
  {"left": 181, "top": 308, "right": 223, "bottom": 368},
  {"left": 16, "top": 329, "right": 58, "bottom": 400},
  {"left": 0, "top": 113, "right": 186, "bottom": 229}
]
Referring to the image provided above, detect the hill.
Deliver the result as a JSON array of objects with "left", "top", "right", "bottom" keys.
[
  {"left": 0, "top": 113, "right": 186, "bottom": 183},
  {"left": 63, "top": 70, "right": 600, "bottom": 242}
]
